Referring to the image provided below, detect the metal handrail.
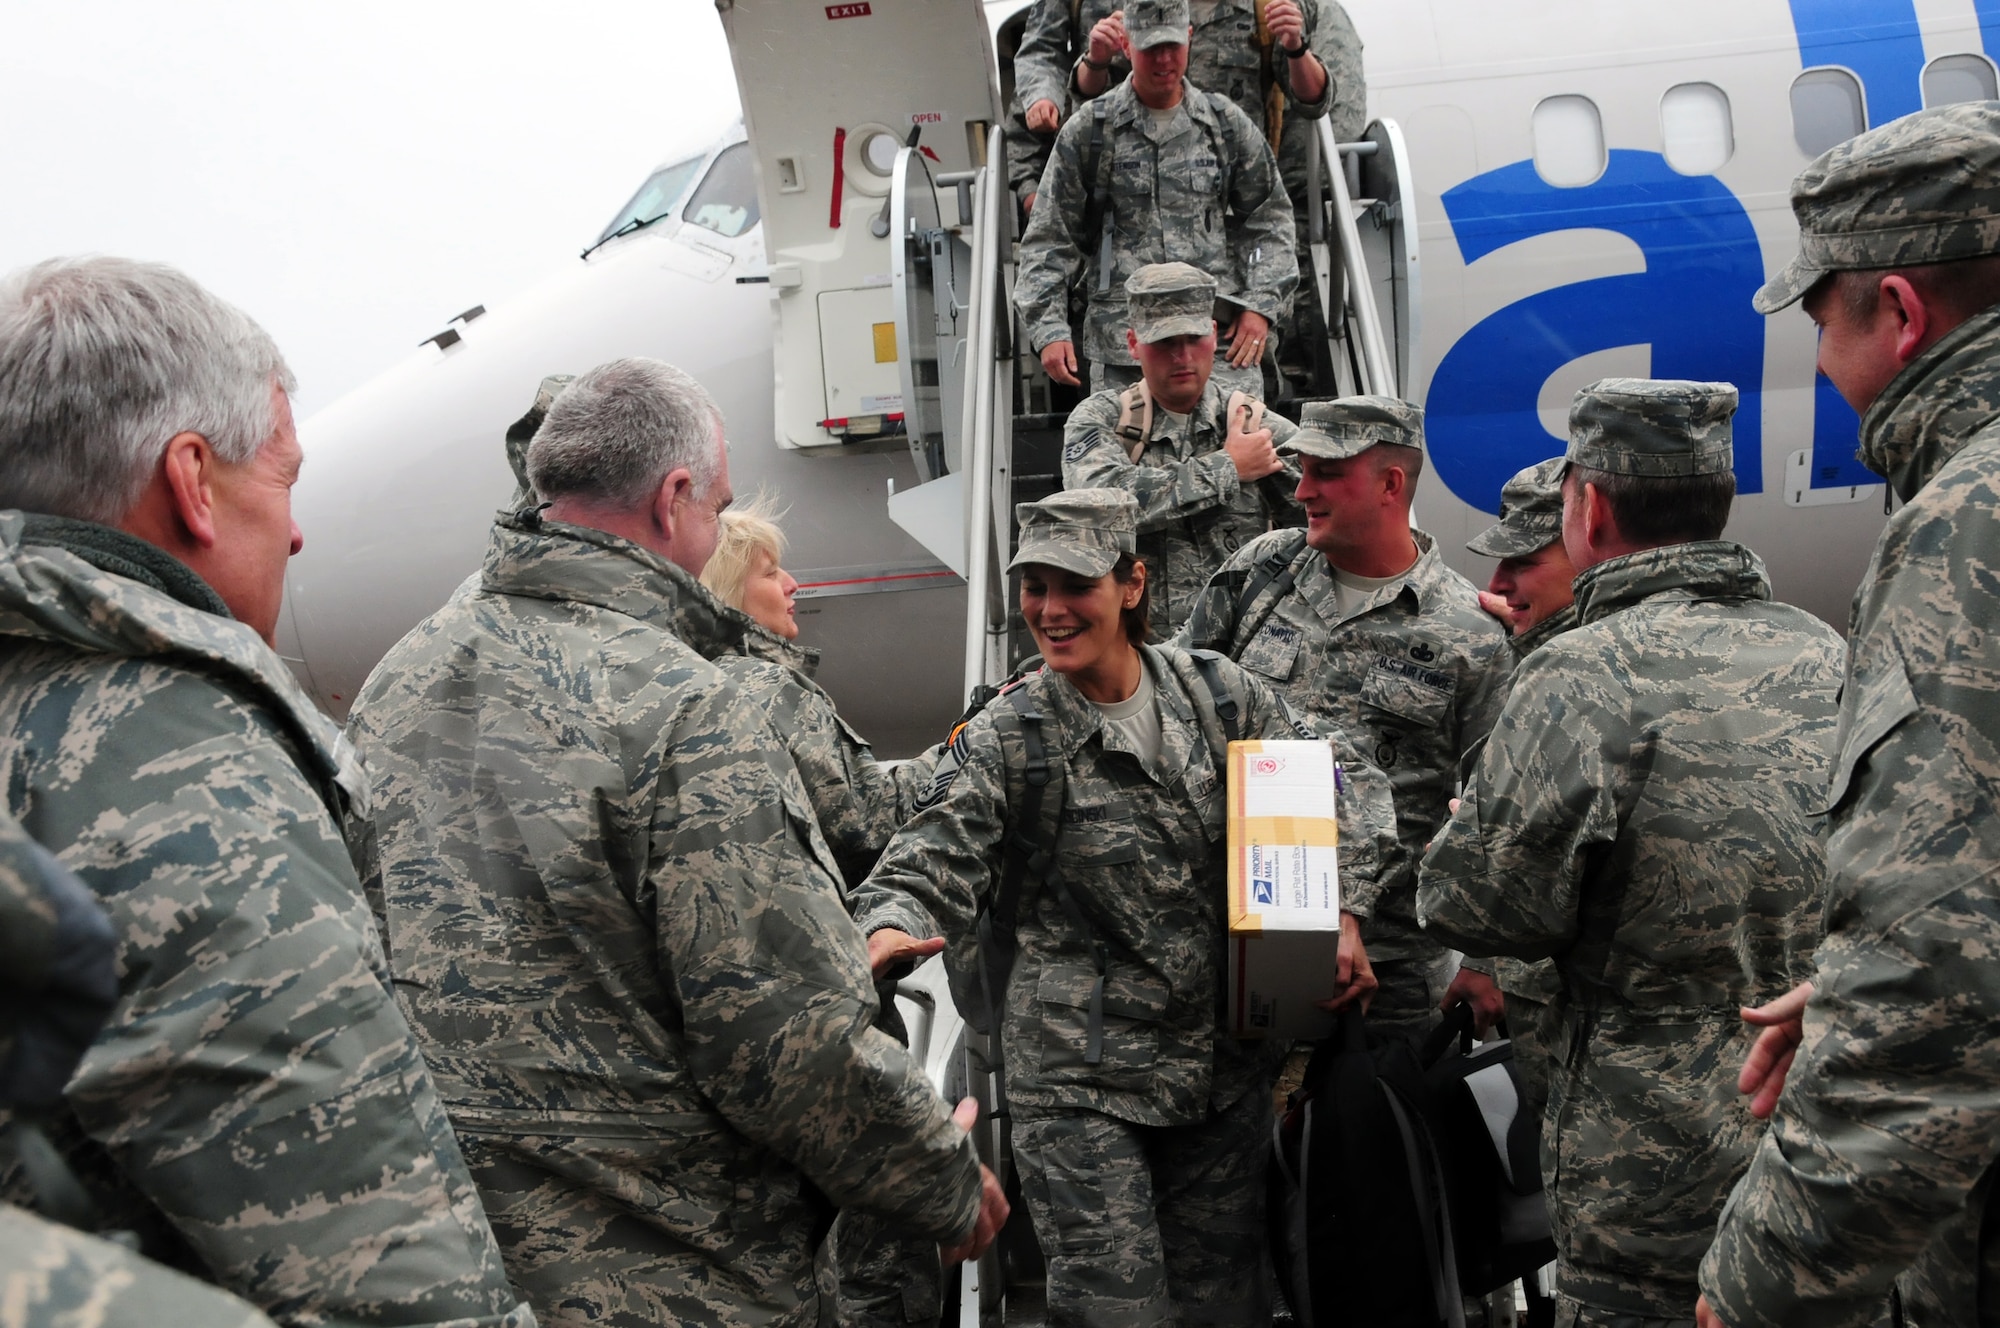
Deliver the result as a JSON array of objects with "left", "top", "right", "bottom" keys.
[
  {"left": 958, "top": 128, "right": 1005, "bottom": 705},
  {"left": 1317, "top": 118, "right": 1396, "bottom": 397}
]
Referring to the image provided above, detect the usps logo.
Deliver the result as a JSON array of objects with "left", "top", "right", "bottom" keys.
[
  {"left": 1253, "top": 876, "right": 1274, "bottom": 905},
  {"left": 1253, "top": 756, "right": 1283, "bottom": 777}
]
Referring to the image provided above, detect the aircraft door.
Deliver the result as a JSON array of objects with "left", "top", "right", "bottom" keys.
[{"left": 891, "top": 142, "right": 972, "bottom": 482}]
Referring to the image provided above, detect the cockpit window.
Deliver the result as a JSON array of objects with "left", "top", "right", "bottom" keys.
[
  {"left": 683, "top": 143, "right": 762, "bottom": 239},
  {"left": 594, "top": 156, "right": 703, "bottom": 247}
]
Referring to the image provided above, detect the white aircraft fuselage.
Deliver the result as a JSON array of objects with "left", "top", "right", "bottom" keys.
[{"left": 283, "top": 0, "right": 1982, "bottom": 753}]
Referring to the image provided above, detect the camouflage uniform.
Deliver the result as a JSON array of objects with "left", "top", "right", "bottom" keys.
[
  {"left": 1417, "top": 380, "right": 1845, "bottom": 1325},
  {"left": 1060, "top": 263, "right": 1305, "bottom": 634},
  {"left": 1175, "top": 398, "right": 1514, "bottom": 1034},
  {"left": 1014, "top": 39, "right": 1297, "bottom": 380},
  {"left": 0, "top": 511, "right": 535, "bottom": 1328},
  {"left": 348, "top": 512, "right": 982, "bottom": 1328},
  {"left": 1457, "top": 455, "right": 1575, "bottom": 1118},
  {"left": 851, "top": 491, "right": 1397, "bottom": 1326},
  {"left": 0, "top": 808, "right": 280, "bottom": 1328},
  {"left": 1008, "top": 0, "right": 1364, "bottom": 214},
  {"left": 1701, "top": 103, "right": 2000, "bottom": 1328}
]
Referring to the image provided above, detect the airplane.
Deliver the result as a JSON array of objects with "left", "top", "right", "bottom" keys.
[{"left": 282, "top": 0, "right": 1985, "bottom": 763}]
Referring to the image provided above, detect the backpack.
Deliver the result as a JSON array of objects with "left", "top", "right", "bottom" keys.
[{"left": 1420, "top": 1003, "right": 1558, "bottom": 1298}]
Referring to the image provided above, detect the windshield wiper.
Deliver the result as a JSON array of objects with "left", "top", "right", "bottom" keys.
[{"left": 581, "top": 211, "right": 670, "bottom": 260}]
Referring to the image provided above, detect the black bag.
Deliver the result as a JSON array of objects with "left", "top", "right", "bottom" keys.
[
  {"left": 1420, "top": 1003, "right": 1558, "bottom": 1298},
  {"left": 1270, "top": 1006, "right": 1467, "bottom": 1328}
]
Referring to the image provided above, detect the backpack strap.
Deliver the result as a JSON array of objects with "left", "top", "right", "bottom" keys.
[
  {"left": 1115, "top": 380, "right": 1154, "bottom": 461},
  {"left": 1187, "top": 648, "right": 1242, "bottom": 743},
  {"left": 1226, "top": 388, "right": 1264, "bottom": 439},
  {"left": 1231, "top": 529, "right": 1312, "bottom": 646},
  {"left": 1253, "top": 0, "right": 1284, "bottom": 150},
  {"left": 1081, "top": 98, "right": 1114, "bottom": 294}
]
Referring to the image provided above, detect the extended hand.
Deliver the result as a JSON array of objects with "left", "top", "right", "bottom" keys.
[
  {"left": 1738, "top": 981, "right": 1812, "bottom": 1119},
  {"left": 867, "top": 927, "right": 945, "bottom": 980},
  {"left": 1040, "top": 340, "right": 1082, "bottom": 387},
  {"left": 1317, "top": 910, "right": 1377, "bottom": 1013},
  {"left": 939, "top": 1097, "right": 1011, "bottom": 1265},
  {"left": 1226, "top": 310, "right": 1270, "bottom": 369},
  {"left": 1477, "top": 589, "right": 1520, "bottom": 634},
  {"left": 1441, "top": 966, "right": 1505, "bottom": 1036}
]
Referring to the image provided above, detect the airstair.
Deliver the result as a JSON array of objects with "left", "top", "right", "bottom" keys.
[{"left": 719, "top": 3, "right": 1417, "bottom": 1321}]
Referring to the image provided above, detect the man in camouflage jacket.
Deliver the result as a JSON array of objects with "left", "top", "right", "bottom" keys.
[
  {"left": 1015, "top": 0, "right": 1297, "bottom": 395},
  {"left": 1419, "top": 379, "right": 1844, "bottom": 1326},
  {"left": 1060, "top": 262, "right": 1304, "bottom": 634},
  {"left": 1699, "top": 103, "right": 2000, "bottom": 1328},
  {"left": 351, "top": 358, "right": 997, "bottom": 1328},
  {"left": 0, "top": 257, "right": 533, "bottom": 1328},
  {"left": 1177, "top": 396, "right": 1513, "bottom": 1035}
]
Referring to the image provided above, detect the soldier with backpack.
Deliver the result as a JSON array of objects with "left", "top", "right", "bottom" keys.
[
  {"left": 1059, "top": 262, "right": 1306, "bottom": 634},
  {"left": 1015, "top": 0, "right": 1298, "bottom": 399},
  {"left": 856, "top": 489, "right": 1397, "bottom": 1327}
]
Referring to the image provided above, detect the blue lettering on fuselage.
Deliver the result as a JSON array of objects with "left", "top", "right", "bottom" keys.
[{"left": 1425, "top": 151, "right": 1766, "bottom": 512}]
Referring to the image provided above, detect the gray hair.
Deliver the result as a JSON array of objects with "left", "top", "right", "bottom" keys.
[
  {"left": 0, "top": 255, "right": 295, "bottom": 523},
  {"left": 526, "top": 357, "right": 722, "bottom": 507}
]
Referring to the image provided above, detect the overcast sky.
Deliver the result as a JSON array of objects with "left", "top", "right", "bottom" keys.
[{"left": 0, "top": 2, "right": 740, "bottom": 416}]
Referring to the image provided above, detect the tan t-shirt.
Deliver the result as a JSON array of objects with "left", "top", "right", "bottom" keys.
[{"left": 1093, "top": 657, "right": 1164, "bottom": 768}]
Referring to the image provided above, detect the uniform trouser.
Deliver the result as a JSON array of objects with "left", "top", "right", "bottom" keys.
[
  {"left": 1088, "top": 351, "right": 1265, "bottom": 402},
  {"left": 1505, "top": 990, "right": 1557, "bottom": 1126},
  {"left": 1012, "top": 1088, "right": 1271, "bottom": 1327},
  {"left": 1367, "top": 950, "right": 1453, "bottom": 1042}
]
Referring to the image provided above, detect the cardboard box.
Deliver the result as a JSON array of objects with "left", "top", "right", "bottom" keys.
[{"left": 1226, "top": 739, "right": 1343, "bottom": 1041}]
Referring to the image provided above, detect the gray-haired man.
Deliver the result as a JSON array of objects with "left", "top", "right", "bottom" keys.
[
  {"left": 348, "top": 356, "right": 1004, "bottom": 1327},
  {"left": 0, "top": 255, "right": 534, "bottom": 1327}
]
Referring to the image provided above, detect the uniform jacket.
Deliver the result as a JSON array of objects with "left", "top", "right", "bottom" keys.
[
  {"left": 1701, "top": 304, "right": 2000, "bottom": 1328},
  {"left": 1417, "top": 540, "right": 1843, "bottom": 1318},
  {"left": 1008, "top": 0, "right": 1363, "bottom": 212},
  {"left": 659, "top": 566, "right": 932, "bottom": 888},
  {"left": 1176, "top": 527, "right": 1513, "bottom": 966},
  {"left": 1015, "top": 78, "right": 1297, "bottom": 366},
  {"left": 850, "top": 644, "right": 1397, "bottom": 1125},
  {"left": 346, "top": 515, "right": 981, "bottom": 1328},
  {"left": 0, "top": 512, "right": 533, "bottom": 1328},
  {"left": 1060, "top": 379, "right": 1305, "bottom": 633}
]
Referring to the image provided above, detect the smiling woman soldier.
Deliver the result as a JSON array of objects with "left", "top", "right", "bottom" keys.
[{"left": 853, "top": 488, "right": 1396, "bottom": 1327}]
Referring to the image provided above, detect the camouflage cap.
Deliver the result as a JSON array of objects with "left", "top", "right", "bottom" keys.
[
  {"left": 1125, "top": 0, "right": 1190, "bottom": 49},
  {"left": 1756, "top": 102, "right": 2000, "bottom": 313},
  {"left": 1125, "top": 262, "right": 1217, "bottom": 343},
  {"left": 1279, "top": 395, "right": 1424, "bottom": 460},
  {"left": 1565, "top": 378, "right": 1737, "bottom": 478},
  {"left": 1467, "top": 456, "right": 1566, "bottom": 558},
  {"left": 1007, "top": 488, "right": 1138, "bottom": 577}
]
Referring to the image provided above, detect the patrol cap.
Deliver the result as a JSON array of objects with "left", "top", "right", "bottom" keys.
[
  {"left": 1279, "top": 395, "right": 1424, "bottom": 461},
  {"left": 1467, "top": 456, "right": 1566, "bottom": 558},
  {"left": 1125, "top": 0, "right": 1191, "bottom": 49},
  {"left": 1756, "top": 102, "right": 2000, "bottom": 313},
  {"left": 1565, "top": 378, "right": 1737, "bottom": 478},
  {"left": 1007, "top": 489, "right": 1138, "bottom": 577},
  {"left": 1125, "top": 262, "right": 1217, "bottom": 343}
]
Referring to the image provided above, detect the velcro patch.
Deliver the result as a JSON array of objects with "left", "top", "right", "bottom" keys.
[{"left": 1372, "top": 654, "right": 1451, "bottom": 693}]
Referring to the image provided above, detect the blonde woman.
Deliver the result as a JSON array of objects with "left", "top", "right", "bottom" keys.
[{"left": 702, "top": 499, "right": 801, "bottom": 640}]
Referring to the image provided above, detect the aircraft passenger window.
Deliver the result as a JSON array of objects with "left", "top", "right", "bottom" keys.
[
  {"left": 1790, "top": 68, "right": 1866, "bottom": 158},
  {"left": 1660, "top": 83, "right": 1734, "bottom": 176},
  {"left": 1924, "top": 54, "right": 1999, "bottom": 108},
  {"left": 1531, "top": 95, "right": 1606, "bottom": 188},
  {"left": 593, "top": 156, "right": 703, "bottom": 247},
  {"left": 684, "top": 143, "right": 763, "bottom": 239}
]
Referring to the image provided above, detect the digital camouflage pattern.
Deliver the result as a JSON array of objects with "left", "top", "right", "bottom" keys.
[
  {"left": 1280, "top": 393, "right": 1423, "bottom": 461},
  {"left": 1566, "top": 378, "right": 1737, "bottom": 479},
  {"left": 1007, "top": 0, "right": 1366, "bottom": 221},
  {"left": 850, "top": 642, "right": 1392, "bottom": 1324},
  {"left": 0, "top": 1208, "right": 280, "bottom": 1328},
  {"left": 1010, "top": 485, "right": 1141, "bottom": 578},
  {"left": 1755, "top": 102, "right": 2000, "bottom": 312},
  {"left": 1700, "top": 303, "right": 2000, "bottom": 1328},
  {"left": 0, "top": 512, "right": 535, "bottom": 1328},
  {"left": 1009, "top": 1080, "right": 1274, "bottom": 1325},
  {"left": 1015, "top": 78, "right": 1296, "bottom": 369},
  {"left": 1417, "top": 540, "right": 1843, "bottom": 1320},
  {"left": 503, "top": 373, "right": 575, "bottom": 510},
  {"left": 1466, "top": 456, "right": 1566, "bottom": 561},
  {"left": 1125, "top": 260, "right": 1219, "bottom": 343},
  {"left": 348, "top": 513, "right": 980, "bottom": 1328},
  {"left": 1175, "top": 527, "right": 1513, "bottom": 1028},
  {"left": 851, "top": 642, "right": 1395, "bottom": 1123},
  {"left": 1062, "top": 379, "right": 1304, "bottom": 633}
]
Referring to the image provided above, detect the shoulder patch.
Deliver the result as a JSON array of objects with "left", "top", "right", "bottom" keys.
[
  {"left": 1064, "top": 433, "right": 1097, "bottom": 464},
  {"left": 915, "top": 720, "right": 973, "bottom": 812}
]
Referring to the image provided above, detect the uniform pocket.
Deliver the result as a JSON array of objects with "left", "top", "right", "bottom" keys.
[
  {"left": 1820, "top": 656, "right": 1921, "bottom": 816},
  {"left": 1359, "top": 660, "right": 1453, "bottom": 729},
  {"left": 1035, "top": 961, "right": 1170, "bottom": 1084},
  {"left": 1239, "top": 622, "right": 1302, "bottom": 682}
]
